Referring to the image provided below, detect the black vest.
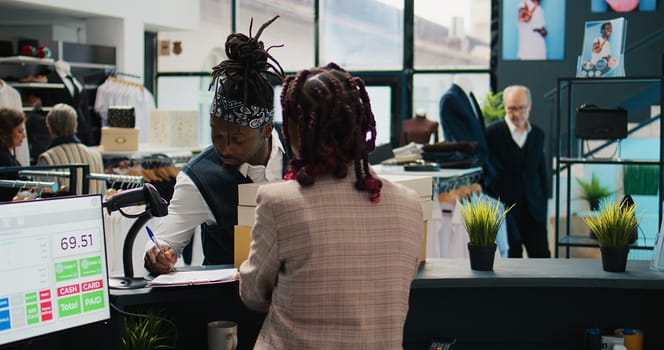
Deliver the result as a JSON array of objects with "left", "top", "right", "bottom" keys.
[{"left": 182, "top": 126, "right": 288, "bottom": 264}]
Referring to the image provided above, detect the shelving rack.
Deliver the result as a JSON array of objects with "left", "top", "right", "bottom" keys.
[{"left": 554, "top": 76, "right": 663, "bottom": 258}]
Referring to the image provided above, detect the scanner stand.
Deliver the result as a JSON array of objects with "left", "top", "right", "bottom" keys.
[{"left": 103, "top": 184, "right": 169, "bottom": 289}]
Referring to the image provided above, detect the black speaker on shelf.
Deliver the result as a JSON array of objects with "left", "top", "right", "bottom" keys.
[{"left": 575, "top": 105, "right": 628, "bottom": 140}]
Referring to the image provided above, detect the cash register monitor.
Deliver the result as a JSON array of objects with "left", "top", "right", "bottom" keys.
[{"left": 0, "top": 195, "right": 110, "bottom": 346}]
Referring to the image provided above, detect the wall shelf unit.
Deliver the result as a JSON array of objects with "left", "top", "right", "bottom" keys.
[{"left": 554, "top": 76, "right": 663, "bottom": 258}]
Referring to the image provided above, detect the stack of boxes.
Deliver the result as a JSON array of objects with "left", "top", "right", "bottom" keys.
[
  {"left": 234, "top": 174, "right": 433, "bottom": 267},
  {"left": 101, "top": 106, "right": 139, "bottom": 151}
]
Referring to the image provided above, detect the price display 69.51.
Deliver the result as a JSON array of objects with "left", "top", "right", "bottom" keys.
[{"left": 52, "top": 229, "right": 101, "bottom": 258}]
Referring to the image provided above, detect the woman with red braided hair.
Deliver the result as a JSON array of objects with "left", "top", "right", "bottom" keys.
[{"left": 239, "top": 63, "right": 423, "bottom": 349}]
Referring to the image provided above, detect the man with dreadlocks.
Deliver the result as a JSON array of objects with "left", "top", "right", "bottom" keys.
[
  {"left": 145, "top": 16, "right": 287, "bottom": 274},
  {"left": 239, "top": 63, "right": 423, "bottom": 349}
]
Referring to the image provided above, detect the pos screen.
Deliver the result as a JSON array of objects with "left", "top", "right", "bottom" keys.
[{"left": 0, "top": 195, "right": 110, "bottom": 346}]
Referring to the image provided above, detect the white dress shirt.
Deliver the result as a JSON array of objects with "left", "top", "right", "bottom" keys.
[
  {"left": 505, "top": 118, "right": 532, "bottom": 148},
  {"left": 147, "top": 129, "right": 285, "bottom": 256}
]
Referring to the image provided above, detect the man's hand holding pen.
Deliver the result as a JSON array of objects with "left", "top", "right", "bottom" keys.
[
  {"left": 144, "top": 226, "right": 177, "bottom": 275},
  {"left": 145, "top": 244, "right": 178, "bottom": 275}
]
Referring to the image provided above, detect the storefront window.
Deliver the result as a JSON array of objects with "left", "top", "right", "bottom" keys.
[
  {"left": 237, "top": 0, "right": 315, "bottom": 72},
  {"left": 414, "top": 0, "right": 491, "bottom": 69},
  {"left": 320, "top": 0, "right": 403, "bottom": 70}
]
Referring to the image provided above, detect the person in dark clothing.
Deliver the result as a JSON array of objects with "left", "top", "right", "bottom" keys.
[
  {"left": 0, "top": 108, "right": 26, "bottom": 201},
  {"left": 486, "top": 85, "right": 550, "bottom": 258},
  {"left": 144, "top": 16, "right": 286, "bottom": 274}
]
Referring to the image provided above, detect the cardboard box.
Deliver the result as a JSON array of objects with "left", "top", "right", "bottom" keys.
[
  {"left": 237, "top": 205, "right": 256, "bottom": 227},
  {"left": 238, "top": 182, "right": 263, "bottom": 206},
  {"left": 234, "top": 225, "right": 253, "bottom": 268},
  {"left": 149, "top": 109, "right": 200, "bottom": 147},
  {"left": 101, "top": 127, "right": 138, "bottom": 152},
  {"left": 380, "top": 174, "right": 433, "bottom": 199}
]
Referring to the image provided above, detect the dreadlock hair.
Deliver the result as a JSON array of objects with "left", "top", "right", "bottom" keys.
[
  {"left": 209, "top": 15, "right": 285, "bottom": 110},
  {"left": 281, "top": 62, "right": 382, "bottom": 203}
]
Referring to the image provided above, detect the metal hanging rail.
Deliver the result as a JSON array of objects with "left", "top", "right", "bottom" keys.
[
  {"left": 87, "top": 173, "right": 144, "bottom": 185},
  {"left": 19, "top": 170, "right": 144, "bottom": 186},
  {"left": 0, "top": 179, "right": 59, "bottom": 192},
  {"left": 19, "top": 170, "right": 71, "bottom": 178}
]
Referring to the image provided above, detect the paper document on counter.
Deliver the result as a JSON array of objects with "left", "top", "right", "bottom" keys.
[{"left": 147, "top": 268, "right": 238, "bottom": 287}]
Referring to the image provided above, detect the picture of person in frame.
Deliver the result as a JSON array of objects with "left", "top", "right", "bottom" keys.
[{"left": 502, "top": 0, "right": 566, "bottom": 61}]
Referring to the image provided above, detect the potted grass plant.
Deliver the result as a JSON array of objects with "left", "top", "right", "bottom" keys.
[
  {"left": 460, "top": 196, "right": 513, "bottom": 271},
  {"left": 122, "top": 307, "right": 175, "bottom": 350},
  {"left": 582, "top": 199, "right": 639, "bottom": 272}
]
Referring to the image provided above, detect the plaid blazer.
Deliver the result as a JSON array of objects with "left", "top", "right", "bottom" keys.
[{"left": 240, "top": 170, "right": 423, "bottom": 349}]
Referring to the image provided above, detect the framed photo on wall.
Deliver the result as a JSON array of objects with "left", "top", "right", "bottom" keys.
[
  {"left": 591, "top": 0, "right": 657, "bottom": 13},
  {"left": 502, "top": 0, "right": 566, "bottom": 60},
  {"left": 576, "top": 17, "right": 627, "bottom": 77}
]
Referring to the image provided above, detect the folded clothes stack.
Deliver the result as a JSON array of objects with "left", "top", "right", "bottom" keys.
[
  {"left": 392, "top": 141, "right": 423, "bottom": 163},
  {"left": 421, "top": 141, "right": 481, "bottom": 168}
]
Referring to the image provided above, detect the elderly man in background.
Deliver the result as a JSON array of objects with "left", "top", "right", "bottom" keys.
[
  {"left": 37, "top": 103, "right": 105, "bottom": 194},
  {"left": 486, "top": 85, "right": 550, "bottom": 258}
]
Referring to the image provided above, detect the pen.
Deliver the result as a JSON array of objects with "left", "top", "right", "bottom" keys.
[{"left": 146, "top": 225, "right": 166, "bottom": 258}]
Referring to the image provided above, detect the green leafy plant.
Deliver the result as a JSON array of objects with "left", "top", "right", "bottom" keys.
[
  {"left": 122, "top": 308, "right": 175, "bottom": 350},
  {"left": 460, "top": 196, "right": 513, "bottom": 246},
  {"left": 481, "top": 90, "right": 505, "bottom": 125},
  {"left": 576, "top": 173, "right": 613, "bottom": 210},
  {"left": 582, "top": 199, "right": 639, "bottom": 247}
]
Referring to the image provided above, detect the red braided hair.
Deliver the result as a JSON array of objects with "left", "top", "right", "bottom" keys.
[{"left": 280, "top": 63, "right": 381, "bottom": 203}]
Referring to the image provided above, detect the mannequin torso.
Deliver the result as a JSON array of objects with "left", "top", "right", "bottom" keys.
[{"left": 401, "top": 116, "right": 439, "bottom": 145}]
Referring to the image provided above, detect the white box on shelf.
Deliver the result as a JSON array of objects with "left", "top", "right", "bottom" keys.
[{"left": 149, "top": 109, "right": 200, "bottom": 147}]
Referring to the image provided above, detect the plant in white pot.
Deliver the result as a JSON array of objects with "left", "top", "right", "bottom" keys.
[
  {"left": 582, "top": 199, "right": 639, "bottom": 272},
  {"left": 460, "top": 196, "right": 513, "bottom": 271}
]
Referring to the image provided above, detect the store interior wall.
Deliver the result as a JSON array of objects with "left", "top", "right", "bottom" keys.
[
  {"left": 496, "top": 1, "right": 664, "bottom": 160},
  {"left": 0, "top": 0, "right": 200, "bottom": 78}
]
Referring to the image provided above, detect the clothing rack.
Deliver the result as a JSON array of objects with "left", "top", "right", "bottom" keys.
[
  {"left": 20, "top": 169, "right": 143, "bottom": 186},
  {"left": 88, "top": 173, "right": 144, "bottom": 187},
  {"left": 109, "top": 71, "right": 142, "bottom": 79},
  {"left": 0, "top": 179, "right": 59, "bottom": 192},
  {"left": 19, "top": 170, "right": 70, "bottom": 178},
  {"left": 1, "top": 164, "right": 90, "bottom": 195}
]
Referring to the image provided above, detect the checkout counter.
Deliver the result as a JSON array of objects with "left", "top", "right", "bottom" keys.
[
  {"left": 9, "top": 258, "right": 664, "bottom": 350},
  {"left": 103, "top": 258, "right": 664, "bottom": 350}
]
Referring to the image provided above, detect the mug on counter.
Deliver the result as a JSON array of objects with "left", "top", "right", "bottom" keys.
[{"left": 208, "top": 320, "right": 238, "bottom": 350}]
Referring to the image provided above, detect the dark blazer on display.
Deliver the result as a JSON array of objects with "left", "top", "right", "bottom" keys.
[
  {"left": 439, "top": 83, "right": 495, "bottom": 180},
  {"left": 486, "top": 120, "right": 548, "bottom": 224}
]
